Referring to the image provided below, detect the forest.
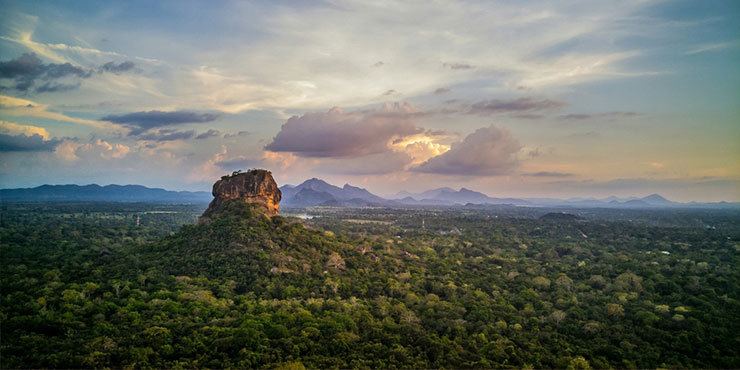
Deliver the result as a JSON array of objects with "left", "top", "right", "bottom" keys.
[{"left": 1, "top": 201, "right": 739, "bottom": 368}]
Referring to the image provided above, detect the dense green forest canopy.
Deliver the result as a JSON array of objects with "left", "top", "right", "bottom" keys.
[{"left": 1, "top": 202, "right": 739, "bottom": 368}]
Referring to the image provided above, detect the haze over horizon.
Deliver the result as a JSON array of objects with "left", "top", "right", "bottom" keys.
[{"left": 1, "top": 1, "right": 738, "bottom": 202}]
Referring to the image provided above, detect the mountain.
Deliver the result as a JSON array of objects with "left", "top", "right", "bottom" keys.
[
  {"left": 433, "top": 188, "right": 491, "bottom": 204},
  {"left": 0, "top": 184, "right": 211, "bottom": 203},
  {"left": 291, "top": 188, "right": 336, "bottom": 206},
  {"left": 395, "top": 187, "right": 531, "bottom": 206},
  {"left": 393, "top": 187, "right": 455, "bottom": 200},
  {"left": 3, "top": 180, "right": 735, "bottom": 209},
  {"left": 641, "top": 193, "right": 674, "bottom": 206},
  {"left": 280, "top": 178, "right": 390, "bottom": 207}
]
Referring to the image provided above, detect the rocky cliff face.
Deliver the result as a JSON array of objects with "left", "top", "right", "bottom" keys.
[{"left": 201, "top": 169, "right": 281, "bottom": 219}]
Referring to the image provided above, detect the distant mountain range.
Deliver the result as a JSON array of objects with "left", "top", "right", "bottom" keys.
[
  {"left": 2, "top": 180, "right": 738, "bottom": 209},
  {"left": 393, "top": 187, "right": 531, "bottom": 206},
  {"left": 0, "top": 184, "right": 211, "bottom": 203},
  {"left": 280, "top": 178, "right": 391, "bottom": 207}
]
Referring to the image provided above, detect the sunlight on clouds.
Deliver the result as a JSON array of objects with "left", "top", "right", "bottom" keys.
[
  {"left": 0, "top": 120, "right": 50, "bottom": 139},
  {"left": 0, "top": 33, "right": 68, "bottom": 63},
  {"left": 0, "top": 30, "right": 124, "bottom": 64},
  {"left": 390, "top": 134, "right": 451, "bottom": 166},
  {"left": 54, "top": 141, "right": 81, "bottom": 161},
  {"left": 54, "top": 139, "right": 130, "bottom": 161},
  {"left": 187, "top": 145, "right": 228, "bottom": 183},
  {"left": 0, "top": 95, "right": 113, "bottom": 129},
  {"left": 262, "top": 151, "right": 299, "bottom": 171}
]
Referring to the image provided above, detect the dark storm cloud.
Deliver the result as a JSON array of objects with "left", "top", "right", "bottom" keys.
[
  {"left": 467, "top": 97, "right": 566, "bottom": 115},
  {"left": 442, "top": 62, "right": 475, "bottom": 70},
  {"left": 137, "top": 129, "right": 196, "bottom": 141},
  {"left": 101, "top": 110, "right": 220, "bottom": 134},
  {"left": 99, "top": 61, "right": 137, "bottom": 74},
  {"left": 0, "top": 133, "right": 61, "bottom": 152},
  {"left": 412, "top": 125, "right": 521, "bottom": 176},
  {"left": 195, "top": 129, "right": 221, "bottom": 140},
  {"left": 0, "top": 53, "right": 91, "bottom": 92},
  {"left": 523, "top": 171, "right": 574, "bottom": 178},
  {"left": 264, "top": 103, "right": 423, "bottom": 158}
]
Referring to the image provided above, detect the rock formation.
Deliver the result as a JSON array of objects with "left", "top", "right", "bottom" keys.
[{"left": 201, "top": 169, "right": 281, "bottom": 219}]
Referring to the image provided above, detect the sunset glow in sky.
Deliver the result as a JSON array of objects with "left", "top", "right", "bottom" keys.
[{"left": 1, "top": 0, "right": 738, "bottom": 201}]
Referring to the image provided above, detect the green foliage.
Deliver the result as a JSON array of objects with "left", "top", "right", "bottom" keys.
[{"left": 2, "top": 202, "right": 739, "bottom": 368}]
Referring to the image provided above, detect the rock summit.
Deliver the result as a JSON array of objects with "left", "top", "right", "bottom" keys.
[{"left": 201, "top": 169, "right": 281, "bottom": 219}]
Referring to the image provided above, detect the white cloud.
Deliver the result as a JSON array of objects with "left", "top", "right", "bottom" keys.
[{"left": 55, "top": 138, "right": 130, "bottom": 161}]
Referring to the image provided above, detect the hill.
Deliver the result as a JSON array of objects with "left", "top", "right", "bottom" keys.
[
  {"left": 539, "top": 212, "right": 584, "bottom": 221},
  {"left": 0, "top": 184, "right": 211, "bottom": 203}
]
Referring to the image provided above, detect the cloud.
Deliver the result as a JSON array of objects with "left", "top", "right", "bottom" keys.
[
  {"left": 137, "top": 129, "right": 196, "bottom": 141},
  {"left": 0, "top": 120, "right": 50, "bottom": 139},
  {"left": 100, "top": 110, "right": 220, "bottom": 134},
  {"left": 187, "top": 145, "right": 228, "bottom": 182},
  {"left": 264, "top": 102, "right": 424, "bottom": 158},
  {"left": 0, "top": 133, "right": 61, "bottom": 152},
  {"left": 195, "top": 129, "right": 221, "bottom": 140},
  {"left": 0, "top": 53, "right": 91, "bottom": 92},
  {"left": 443, "top": 62, "right": 475, "bottom": 70},
  {"left": 557, "top": 111, "right": 639, "bottom": 120},
  {"left": 223, "top": 130, "right": 250, "bottom": 138},
  {"left": 433, "top": 88, "right": 451, "bottom": 95},
  {"left": 0, "top": 95, "right": 109, "bottom": 129},
  {"left": 523, "top": 171, "right": 574, "bottom": 178},
  {"left": 1, "top": 1, "right": 670, "bottom": 113},
  {"left": 54, "top": 138, "right": 131, "bottom": 161},
  {"left": 467, "top": 97, "right": 566, "bottom": 115},
  {"left": 99, "top": 61, "right": 137, "bottom": 74},
  {"left": 684, "top": 40, "right": 739, "bottom": 55},
  {"left": 0, "top": 32, "right": 125, "bottom": 63},
  {"left": 34, "top": 82, "right": 81, "bottom": 93},
  {"left": 412, "top": 125, "right": 521, "bottom": 176}
]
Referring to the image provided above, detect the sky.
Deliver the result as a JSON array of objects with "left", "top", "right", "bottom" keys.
[{"left": 0, "top": 0, "right": 738, "bottom": 202}]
